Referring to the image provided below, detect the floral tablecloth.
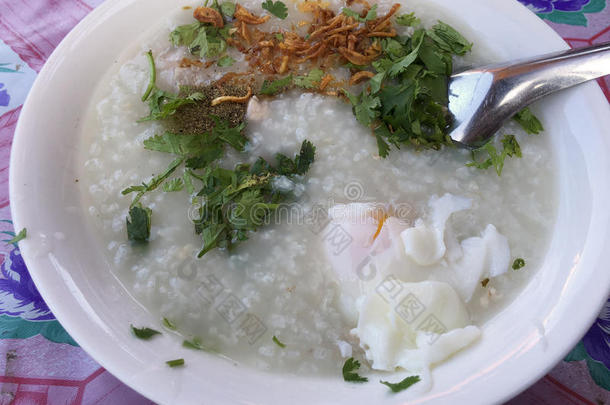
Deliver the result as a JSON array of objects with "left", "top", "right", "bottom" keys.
[{"left": 0, "top": 0, "right": 608, "bottom": 403}]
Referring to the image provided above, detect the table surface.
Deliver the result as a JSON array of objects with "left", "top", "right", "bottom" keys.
[{"left": 0, "top": 0, "right": 609, "bottom": 404}]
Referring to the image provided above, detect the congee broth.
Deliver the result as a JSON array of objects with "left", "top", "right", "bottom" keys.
[{"left": 79, "top": 0, "right": 557, "bottom": 389}]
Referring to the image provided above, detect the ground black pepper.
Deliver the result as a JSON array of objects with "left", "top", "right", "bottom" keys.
[{"left": 168, "top": 81, "right": 249, "bottom": 133}]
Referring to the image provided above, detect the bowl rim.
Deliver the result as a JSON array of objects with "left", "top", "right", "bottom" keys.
[{"left": 9, "top": 0, "right": 610, "bottom": 403}]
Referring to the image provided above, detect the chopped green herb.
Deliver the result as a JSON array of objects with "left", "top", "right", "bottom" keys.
[
  {"left": 170, "top": 22, "right": 227, "bottom": 59},
  {"left": 272, "top": 335, "right": 286, "bottom": 348},
  {"left": 182, "top": 337, "right": 213, "bottom": 351},
  {"left": 467, "top": 135, "right": 522, "bottom": 176},
  {"left": 6, "top": 228, "right": 26, "bottom": 245},
  {"left": 348, "top": 22, "right": 470, "bottom": 156},
  {"left": 194, "top": 140, "right": 315, "bottom": 257},
  {"left": 262, "top": 0, "right": 288, "bottom": 19},
  {"left": 342, "top": 4, "right": 377, "bottom": 23},
  {"left": 344, "top": 62, "right": 368, "bottom": 71},
  {"left": 139, "top": 51, "right": 202, "bottom": 122},
  {"left": 294, "top": 139, "right": 316, "bottom": 174},
  {"left": 217, "top": 54, "right": 235, "bottom": 67},
  {"left": 342, "top": 357, "right": 368, "bottom": 383},
  {"left": 293, "top": 69, "right": 324, "bottom": 89},
  {"left": 380, "top": 375, "right": 421, "bottom": 393},
  {"left": 166, "top": 358, "right": 185, "bottom": 367},
  {"left": 427, "top": 21, "right": 472, "bottom": 56},
  {"left": 220, "top": 1, "right": 236, "bottom": 17},
  {"left": 162, "top": 318, "right": 177, "bottom": 330},
  {"left": 387, "top": 31, "right": 424, "bottom": 77},
  {"left": 374, "top": 125, "right": 391, "bottom": 158},
  {"left": 183, "top": 171, "right": 196, "bottom": 194},
  {"left": 126, "top": 204, "right": 152, "bottom": 242},
  {"left": 131, "top": 325, "right": 161, "bottom": 340},
  {"left": 514, "top": 107, "right": 544, "bottom": 134},
  {"left": 122, "top": 157, "right": 185, "bottom": 206},
  {"left": 512, "top": 258, "right": 526, "bottom": 270},
  {"left": 395, "top": 12, "right": 420, "bottom": 27},
  {"left": 275, "top": 33, "right": 284, "bottom": 41},
  {"left": 345, "top": 89, "right": 380, "bottom": 127},
  {"left": 162, "top": 178, "right": 185, "bottom": 192},
  {"left": 260, "top": 75, "right": 293, "bottom": 95},
  {"left": 502, "top": 134, "right": 522, "bottom": 158}
]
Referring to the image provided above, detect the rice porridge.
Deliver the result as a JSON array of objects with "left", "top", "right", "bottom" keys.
[{"left": 79, "top": 0, "right": 557, "bottom": 386}]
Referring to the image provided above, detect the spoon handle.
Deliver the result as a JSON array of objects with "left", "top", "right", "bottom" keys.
[{"left": 492, "top": 41, "right": 610, "bottom": 106}]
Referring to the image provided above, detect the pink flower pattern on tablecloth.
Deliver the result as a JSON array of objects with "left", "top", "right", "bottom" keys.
[{"left": 0, "top": 1, "right": 608, "bottom": 404}]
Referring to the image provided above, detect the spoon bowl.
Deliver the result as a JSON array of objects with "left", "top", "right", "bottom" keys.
[{"left": 448, "top": 42, "right": 610, "bottom": 148}]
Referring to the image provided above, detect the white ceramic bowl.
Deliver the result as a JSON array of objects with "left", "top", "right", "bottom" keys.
[{"left": 10, "top": 0, "right": 610, "bottom": 403}]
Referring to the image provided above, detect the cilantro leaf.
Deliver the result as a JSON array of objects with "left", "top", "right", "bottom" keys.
[
  {"left": 122, "top": 157, "right": 185, "bottom": 206},
  {"left": 162, "top": 178, "right": 185, "bottom": 192},
  {"left": 131, "top": 325, "right": 161, "bottom": 340},
  {"left": 272, "top": 336, "right": 286, "bottom": 348},
  {"left": 514, "top": 107, "right": 544, "bottom": 134},
  {"left": 170, "top": 22, "right": 200, "bottom": 49},
  {"left": 346, "top": 90, "right": 380, "bottom": 127},
  {"left": 342, "top": 357, "right": 368, "bottom": 383},
  {"left": 262, "top": 0, "right": 288, "bottom": 19},
  {"left": 166, "top": 358, "right": 185, "bottom": 367},
  {"left": 380, "top": 375, "right": 421, "bottom": 393},
  {"left": 466, "top": 135, "right": 522, "bottom": 176},
  {"left": 212, "top": 117, "right": 248, "bottom": 151},
  {"left": 220, "top": 1, "right": 236, "bottom": 17},
  {"left": 512, "top": 258, "right": 526, "bottom": 270},
  {"left": 126, "top": 204, "right": 152, "bottom": 242},
  {"left": 381, "top": 38, "right": 406, "bottom": 59},
  {"left": 369, "top": 72, "right": 386, "bottom": 94},
  {"left": 170, "top": 22, "right": 227, "bottom": 59},
  {"left": 374, "top": 125, "right": 392, "bottom": 158},
  {"left": 295, "top": 140, "right": 316, "bottom": 174},
  {"left": 260, "top": 75, "right": 293, "bottom": 95},
  {"left": 388, "top": 30, "right": 424, "bottom": 77},
  {"left": 139, "top": 51, "right": 200, "bottom": 122},
  {"left": 342, "top": 4, "right": 377, "bottom": 22},
  {"left": 6, "top": 228, "right": 26, "bottom": 245},
  {"left": 143, "top": 132, "right": 204, "bottom": 156},
  {"left": 194, "top": 140, "right": 315, "bottom": 257},
  {"left": 275, "top": 33, "right": 284, "bottom": 41},
  {"left": 217, "top": 55, "right": 235, "bottom": 67},
  {"left": 183, "top": 171, "right": 196, "bottom": 194},
  {"left": 428, "top": 21, "right": 472, "bottom": 55},
  {"left": 293, "top": 69, "right": 324, "bottom": 89},
  {"left": 396, "top": 12, "right": 420, "bottom": 27},
  {"left": 501, "top": 134, "right": 522, "bottom": 158}
]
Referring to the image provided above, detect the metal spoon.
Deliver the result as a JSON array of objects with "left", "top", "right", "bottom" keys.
[{"left": 448, "top": 41, "right": 610, "bottom": 148}]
